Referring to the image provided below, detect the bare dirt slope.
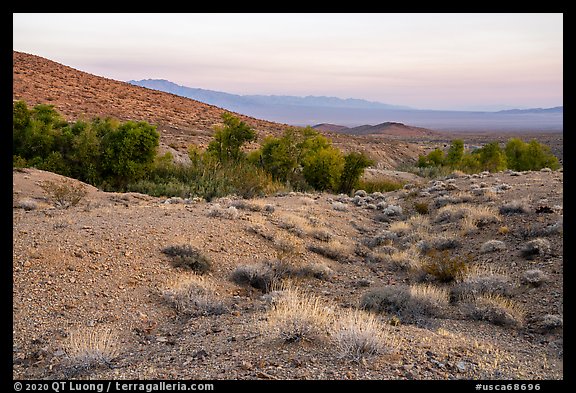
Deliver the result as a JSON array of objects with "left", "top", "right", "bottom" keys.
[{"left": 13, "top": 167, "right": 563, "bottom": 380}]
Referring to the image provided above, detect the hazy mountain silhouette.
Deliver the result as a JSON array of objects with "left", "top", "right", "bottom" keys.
[{"left": 128, "top": 79, "right": 562, "bottom": 132}]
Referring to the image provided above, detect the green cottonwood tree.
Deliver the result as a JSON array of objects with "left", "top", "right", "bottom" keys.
[{"left": 206, "top": 113, "right": 256, "bottom": 163}]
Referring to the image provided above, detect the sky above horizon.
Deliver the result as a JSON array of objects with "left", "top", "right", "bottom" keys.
[{"left": 13, "top": 13, "right": 563, "bottom": 111}]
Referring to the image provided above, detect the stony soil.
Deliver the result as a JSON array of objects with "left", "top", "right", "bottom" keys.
[{"left": 13, "top": 167, "right": 563, "bottom": 381}]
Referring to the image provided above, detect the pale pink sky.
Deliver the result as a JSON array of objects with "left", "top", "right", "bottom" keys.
[{"left": 13, "top": 13, "right": 563, "bottom": 111}]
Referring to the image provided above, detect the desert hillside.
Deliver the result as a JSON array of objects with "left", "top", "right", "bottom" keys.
[
  {"left": 12, "top": 51, "right": 431, "bottom": 169},
  {"left": 12, "top": 50, "right": 563, "bottom": 382},
  {"left": 13, "top": 166, "right": 563, "bottom": 380}
]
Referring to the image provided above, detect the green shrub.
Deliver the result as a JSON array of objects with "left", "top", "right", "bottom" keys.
[
  {"left": 413, "top": 201, "right": 430, "bottom": 215},
  {"left": 356, "top": 178, "right": 405, "bottom": 193},
  {"left": 338, "top": 152, "right": 375, "bottom": 194}
]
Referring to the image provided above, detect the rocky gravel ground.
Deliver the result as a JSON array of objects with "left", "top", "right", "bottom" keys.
[{"left": 13, "top": 167, "right": 563, "bottom": 381}]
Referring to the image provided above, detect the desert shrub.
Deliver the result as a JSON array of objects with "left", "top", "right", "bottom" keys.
[
  {"left": 362, "top": 230, "right": 397, "bottom": 249},
  {"left": 39, "top": 179, "right": 88, "bottom": 209},
  {"left": 520, "top": 269, "right": 548, "bottom": 287},
  {"left": 499, "top": 199, "right": 531, "bottom": 215},
  {"left": 331, "top": 309, "right": 394, "bottom": 361},
  {"left": 161, "top": 244, "right": 212, "bottom": 274},
  {"left": 540, "top": 314, "right": 563, "bottom": 331},
  {"left": 162, "top": 275, "right": 227, "bottom": 316},
  {"left": 231, "top": 263, "right": 278, "bottom": 292},
  {"left": 230, "top": 260, "right": 321, "bottom": 292},
  {"left": 450, "top": 266, "right": 515, "bottom": 302},
  {"left": 480, "top": 240, "right": 507, "bottom": 254},
  {"left": 360, "top": 284, "right": 449, "bottom": 321},
  {"left": 415, "top": 234, "right": 461, "bottom": 254},
  {"left": 413, "top": 201, "right": 430, "bottom": 215},
  {"left": 332, "top": 201, "right": 349, "bottom": 211},
  {"left": 416, "top": 250, "right": 470, "bottom": 283},
  {"left": 294, "top": 262, "right": 334, "bottom": 281},
  {"left": 520, "top": 238, "right": 551, "bottom": 259},
  {"left": 308, "top": 228, "right": 332, "bottom": 242},
  {"left": 16, "top": 198, "right": 39, "bottom": 211},
  {"left": 207, "top": 204, "right": 239, "bottom": 220},
  {"left": 302, "top": 145, "right": 344, "bottom": 191}
]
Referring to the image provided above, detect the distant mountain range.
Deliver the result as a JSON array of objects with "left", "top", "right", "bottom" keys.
[
  {"left": 127, "top": 79, "right": 411, "bottom": 111},
  {"left": 128, "top": 79, "right": 563, "bottom": 132}
]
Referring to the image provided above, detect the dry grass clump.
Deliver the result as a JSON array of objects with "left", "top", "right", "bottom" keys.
[
  {"left": 162, "top": 274, "right": 227, "bottom": 316},
  {"left": 408, "top": 284, "right": 451, "bottom": 313},
  {"left": 414, "top": 250, "right": 470, "bottom": 283},
  {"left": 264, "top": 285, "right": 332, "bottom": 343},
  {"left": 161, "top": 244, "right": 212, "bottom": 274},
  {"left": 434, "top": 204, "right": 501, "bottom": 228},
  {"left": 308, "top": 228, "right": 332, "bottom": 242},
  {"left": 406, "top": 214, "right": 432, "bottom": 231},
  {"left": 245, "top": 222, "right": 275, "bottom": 242},
  {"left": 64, "top": 326, "right": 120, "bottom": 374},
  {"left": 466, "top": 205, "right": 502, "bottom": 227},
  {"left": 388, "top": 221, "right": 412, "bottom": 237},
  {"left": 331, "top": 309, "right": 396, "bottom": 361},
  {"left": 272, "top": 232, "right": 304, "bottom": 259},
  {"left": 365, "top": 244, "right": 418, "bottom": 271},
  {"left": 264, "top": 285, "right": 397, "bottom": 359},
  {"left": 307, "top": 240, "right": 354, "bottom": 263},
  {"left": 386, "top": 248, "right": 420, "bottom": 271},
  {"left": 275, "top": 213, "right": 310, "bottom": 237},
  {"left": 433, "top": 192, "right": 474, "bottom": 208},
  {"left": 465, "top": 293, "right": 524, "bottom": 327}
]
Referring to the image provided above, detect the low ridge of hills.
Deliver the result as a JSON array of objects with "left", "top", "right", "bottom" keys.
[{"left": 313, "top": 122, "right": 438, "bottom": 137}]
